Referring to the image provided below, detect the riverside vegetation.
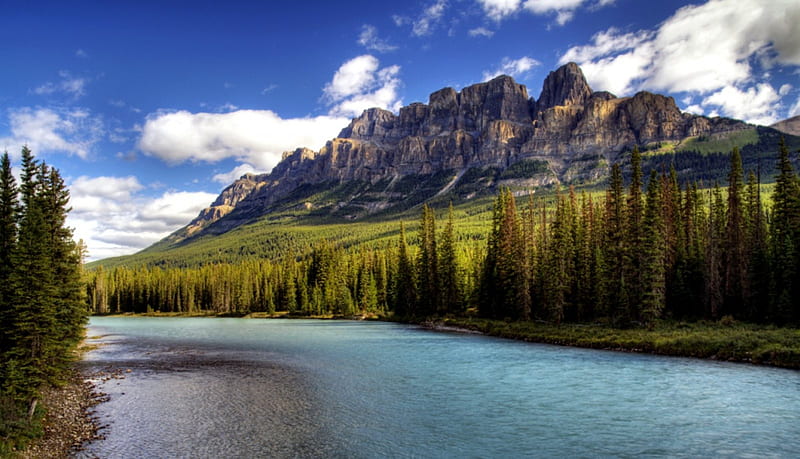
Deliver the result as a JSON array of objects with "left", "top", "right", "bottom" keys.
[
  {"left": 0, "top": 148, "right": 89, "bottom": 453},
  {"left": 87, "top": 140, "right": 800, "bottom": 368}
]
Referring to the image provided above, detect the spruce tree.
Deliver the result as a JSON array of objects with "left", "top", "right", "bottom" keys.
[
  {"left": 641, "top": 170, "right": 666, "bottom": 326},
  {"left": 601, "top": 163, "right": 629, "bottom": 324},
  {"left": 769, "top": 137, "right": 800, "bottom": 322},
  {"left": 416, "top": 204, "right": 439, "bottom": 317},
  {"left": 0, "top": 152, "right": 19, "bottom": 355},
  {"left": 438, "top": 203, "right": 461, "bottom": 315},
  {"left": 393, "top": 222, "right": 417, "bottom": 317},
  {"left": 722, "top": 147, "right": 747, "bottom": 318}
]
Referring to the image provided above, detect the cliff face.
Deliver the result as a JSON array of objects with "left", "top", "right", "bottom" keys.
[{"left": 179, "top": 62, "right": 749, "bottom": 237}]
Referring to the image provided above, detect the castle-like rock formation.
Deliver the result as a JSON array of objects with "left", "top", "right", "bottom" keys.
[{"left": 178, "top": 62, "right": 748, "bottom": 238}]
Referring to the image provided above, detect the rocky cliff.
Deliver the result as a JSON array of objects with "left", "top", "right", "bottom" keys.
[{"left": 178, "top": 62, "right": 750, "bottom": 238}]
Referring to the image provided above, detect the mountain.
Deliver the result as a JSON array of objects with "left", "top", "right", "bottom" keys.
[
  {"left": 171, "top": 62, "right": 778, "bottom": 243},
  {"left": 772, "top": 115, "right": 800, "bottom": 136}
]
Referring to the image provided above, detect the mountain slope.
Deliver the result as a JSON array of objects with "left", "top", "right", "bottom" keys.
[{"left": 772, "top": 115, "right": 800, "bottom": 136}]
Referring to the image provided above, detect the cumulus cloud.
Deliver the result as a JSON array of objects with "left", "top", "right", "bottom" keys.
[
  {"left": 212, "top": 163, "right": 264, "bottom": 185},
  {"left": 558, "top": 0, "right": 800, "bottom": 124},
  {"left": 483, "top": 56, "right": 541, "bottom": 81},
  {"left": 358, "top": 25, "right": 398, "bottom": 52},
  {"left": 412, "top": 0, "right": 447, "bottom": 36},
  {"left": 138, "top": 109, "right": 348, "bottom": 171},
  {"left": 701, "top": 83, "right": 782, "bottom": 125},
  {"left": 322, "top": 55, "right": 403, "bottom": 118},
  {"left": 67, "top": 175, "right": 217, "bottom": 260},
  {"left": 33, "top": 70, "right": 87, "bottom": 98},
  {"left": 468, "top": 27, "right": 495, "bottom": 38},
  {"left": 0, "top": 107, "right": 103, "bottom": 159},
  {"left": 477, "top": 0, "right": 521, "bottom": 21},
  {"left": 475, "top": 0, "right": 611, "bottom": 25}
]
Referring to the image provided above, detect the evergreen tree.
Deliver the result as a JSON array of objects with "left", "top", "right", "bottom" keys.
[
  {"left": 601, "top": 163, "right": 629, "bottom": 324},
  {"left": 722, "top": 147, "right": 747, "bottom": 317},
  {"left": 438, "top": 203, "right": 461, "bottom": 315},
  {"left": 393, "top": 222, "right": 417, "bottom": 317},
  {"left": 416, "top": 204, "right": 439, "bottom": 317},
  {"left": 625, "top": 147, "right": 645, "bottom": 322},
  {"left": 0, "top": 152, "right": 19, "bottom": 355},
  {"left": 745, "top": 170, "right": 769, "bottom": 320},
  {"left": 769, "top": 137, "right": 800, "bottom": 322},
  {"left": 641, "top": 170, "right": 666, "bottom": 326}
]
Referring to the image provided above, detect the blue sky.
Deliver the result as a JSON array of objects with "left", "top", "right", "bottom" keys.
[{"left": 1, "top": 0, "right": 799, "bottom": 260}]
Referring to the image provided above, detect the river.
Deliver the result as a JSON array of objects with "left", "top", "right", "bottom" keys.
[{"left": 80, "top": 317, "right": 800, "bottom": 457}]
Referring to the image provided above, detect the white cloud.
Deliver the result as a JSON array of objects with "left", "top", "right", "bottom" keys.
[
  {"left": 468, "top": 27, "right": 495, "bottom": 38},
  {"left": 358, "top": 25, "right": 398, "bottom": 52},
  {"left": 779, "top": 84, "right": 792, "bottom": 96},
  {"left": 323, "top": 55, "right": 403, "bottom": 118},
  {"left": 139, "top": 109, "right": 348, "bottom": 171},
  {"left": 475, "top": 0, "right": 613, "bottom": 26},
  {"left": 0, "top": 107, "right": 103, "bottom": 159},
  {"left": 261, "top": 84, "right": 278, "bottom": 95},
  {"left": 558, "top": 0, "right": 800, "bottom": 123},
  {"left": 67, "top": 175, "right": 217, "bottom": 260},
  {"left": 212, "top": 163, "right": 264, "bottom": 185},
  {"left": 701, "top": 83, "right": 782, "bottom": 125},
  {"left": 684, "top": 104, "right": 704, "bottom": 116},
  {"left": 412, "top": 0, "right": 447, "bottom": 36},
  {"left": 483, "top": 56, "right": 541, "bottom": 81},
  {"left": 523, "top": 0, "right": 588, "bottom": 25},
  {"left": 477, "top": 0, "right": 521, "bottom": 21},
  {"left": 75, "top": 49, "right": 88, "bottom": 58},
  {"left": 33, "top": 70, "right": 87, "bottom": 98}
]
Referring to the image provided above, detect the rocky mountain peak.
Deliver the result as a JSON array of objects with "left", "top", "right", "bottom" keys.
[{"left": 536, "top": 62, "right": 592, "bottom": 112}]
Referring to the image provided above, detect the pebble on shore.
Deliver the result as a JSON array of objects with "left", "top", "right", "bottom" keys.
[{"left": 18, "top": 370, "right": 106, "bottom": 459}]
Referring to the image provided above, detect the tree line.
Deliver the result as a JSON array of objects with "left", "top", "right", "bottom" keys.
[
  {"left": 0, "top": 148, "right": 87, "bottom": 448},
  {"left": 86, "top": 140, "right": 800, "bottom": 327}
]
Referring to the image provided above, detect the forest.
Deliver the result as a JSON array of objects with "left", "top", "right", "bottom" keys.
[
  {"left": 86, "top": 139, "right": 800, "bottom": 327},
  {"left": 0, "top": 148, "right": 87, "bottom": 450}
]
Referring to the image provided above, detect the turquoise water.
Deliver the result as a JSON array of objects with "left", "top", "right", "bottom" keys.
[{"left": 81, "top": 317, "right": 800, "bottom": 457}]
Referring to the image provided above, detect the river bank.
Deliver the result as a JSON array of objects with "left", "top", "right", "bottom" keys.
[
  {"left": 16, "top": 370, "right": 104, "bottom": 458},
  {"left": 427, "top": 317, "right": 800, "bottom": 369}
]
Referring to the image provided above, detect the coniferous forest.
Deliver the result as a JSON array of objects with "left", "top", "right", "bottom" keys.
[
  {"left": 86, "top": 140, "right": 800, "bottom": 328},
  {"left": 0, "top": 148, "right": 87, "bottom": 448}
]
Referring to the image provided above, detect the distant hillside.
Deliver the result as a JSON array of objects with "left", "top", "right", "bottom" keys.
[{"left": 772, "top": 115, "right": 800, "bottom": 136}]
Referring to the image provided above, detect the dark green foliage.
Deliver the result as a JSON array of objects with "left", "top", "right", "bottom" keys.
[
  {"left": 416, "top": 205, "right": 439, "bottom": 316},
  {"left": 1, "top": 148, "right": 87, "bottom": 450}
]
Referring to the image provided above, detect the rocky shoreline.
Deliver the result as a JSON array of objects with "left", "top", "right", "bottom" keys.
[{"left": 17, "top": 369, "right": 106, "bottom": 458}]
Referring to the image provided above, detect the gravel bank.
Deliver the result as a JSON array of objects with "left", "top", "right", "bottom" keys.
[{"left": 18, "top": 370, "right": 107, "bottom": 458}]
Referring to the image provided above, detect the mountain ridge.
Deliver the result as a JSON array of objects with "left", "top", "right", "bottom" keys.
[{"left": 173, "top": 62, "right": 754, "bottom": 242}]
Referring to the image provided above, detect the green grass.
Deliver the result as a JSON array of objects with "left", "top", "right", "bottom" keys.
[
  {"left": 675, "top": 128, "right": 760, "bottom": 155},
  {"left": 440, "top": 317, "right": 800, "bottom": 369}
]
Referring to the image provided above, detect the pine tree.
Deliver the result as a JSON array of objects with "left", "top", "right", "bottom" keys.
[
  {"left": 601, "top": 163, "right": 629, "bottom": 324},
  {"left": 416, "top": 204, "right": 439, "bottom": 317},
  {"left": 438, "top": 203, "right": 461, "bottom": 315},
  {"left": 625, "top": 147, "right": 645, "bottom": 322},
  {"left": 769, "top": 137, "right": 800, "bottom": 322},
  {"left": 0, "top": 152, "right": 19, "bottom": 355},
  {"left": 393, "top": 222, "right": 417, "bottom": 317},
  {"left": 641, "top": 170, "right": 666, "bottom": 326},
  {"left": 722, "top": 147, "right": 747, "bottom": 318},
  {"left": 745, "top": 170, "right": 769, "bottom": 321}
]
